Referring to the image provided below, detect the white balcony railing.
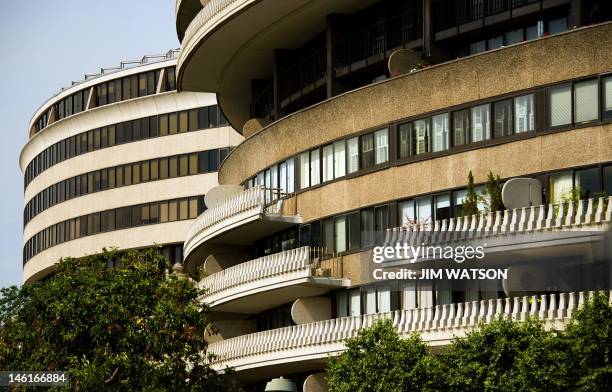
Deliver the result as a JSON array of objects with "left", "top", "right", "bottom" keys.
[
  {"left": 383, "top": 196, "right": 612, "bottom": 247},
  {"left": 184, "top": 186, "right": 286, "bottom": 258},
  {"left": 208, "top": 290, "right": 611, "bottom": 371},
  {"left": 200, "top": 246, "right": 344, "bottom": 307}
]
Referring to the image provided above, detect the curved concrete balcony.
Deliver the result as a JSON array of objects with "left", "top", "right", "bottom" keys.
[
  {"left": 382, "top": 196, "right": 612, "bottom": 265},
  {"left": 208, "top": 290, "right": 609, "bottom": 379},
  {"left": 178, "top": 0, "right": 381, "bottom": 130},
  {"left": 183, "top": 186, "right": 301, "bottom": 275},
  {"left": 200, "top": 246, "right": 350, "bottom": 313}
]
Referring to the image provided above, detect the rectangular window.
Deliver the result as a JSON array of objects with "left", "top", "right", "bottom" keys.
[
  {"left": 208, "top": 150, "right": 219, "bottom": 171},
  {"left": 575, "top": 167, "right": 600, "bottom": 199},
  {"left": 209, "top": 106, "right": 219, "bottom": 127},
  {"left": 374, "top": 205, "right": 388, "bottom": 243},
  {"left": 471, "top": 104, "right": 490, "bottom": 142},
  {"left": 360, "top": 133, "right": 375, "bottom": 169},
  {"left": 179, "top": 111, "right": 189, "bottom": 133},
  {"left": 398, "top": 200, "right": 415, "bottom": 225},
  {"left": 142, "top": 161, "right": 150, "bottom": 182},
  {"left": 122, "top": 77, "right": 131, "bottom": 100},
  {"left": 549, "top": 171, "right": 573, "bottom": 203},
  {"left": 300, "top": 151, "right": 310, "bottom": 189},
  {"left": 160, "top": 202, "right": 169, "bottom": 222},
  {"left": 333, "top": 140, "right": 346, "bottom": 178},
  {"left": 169, "top": 156, "right": 178, "bottom": 178},
  {"left": 415, "top": 196, "right": 432, "bottom": 222},
  {"left": 434, "top": 193, "right": 451, "bottom": 221},
  {"left": 574, "top": 79, "right": 599, "bottom": 124},
  {"left": 189, "top": 197, "right": 198, "bottom": 219},
  {"left": 322, "top": 218, "right": 334, "bottom": 254},
  {"left": 322, "top": 144, "right": 334, "bottom": 182},
  {"left": 361, "top": 208, "right": 375, "bottom": 247},
  {"left": 493, "top": 99, "right": 513, "bottom": 138},
  {"left": 133, "top": 163, "right": 140, "bottom": 184},
  {"left": 159, "top": 114, "right": 168, "bottom": 136},
  {"left": 398, "top": 123, "right": 411, "bottom": 159},
  {"left": 347, "top": 137, "right": 359, "bottom": 173},
  {"left": 179, "top": 155, "right": 189, "bottom": 176},
  {"left": 453, "top": 109, "right": 470, "bottom": 146},
  {"left": 198, "top": 107, "right": 209, "bottom": 129},
  {"left": 150, "top": 159, "right": 159, "bottom": 180},
  {"left": 189, "top": 153, "right": 198, "bottom": 175},
  {"left": 549, "top": 83, "right": 572, "bottom": 127},
  {"left": 189, "top": 109, "right": 198, "bottom": 132},
  {"left": 310, "top": 148, "right": 320, "bottom": 186},
  {"left": 160, "top": 158, "right": 168, "bottom": 179},
  {"left": 432, "top": 114, "right": 449, "bottom": 152},
  {"left": 412, "top": 119, "right": 430, "bottom": 155},
  {"left": 603, "top": 76, "right": 612, "bottom": 120},
  {"left": 335, "top": 215, "right": 347, "bottom": 253},
  {"left": 138, "top": 74, "right": 147, "bottom": 96},
  {"left": 179, "top": 199, "right": 189, "bottom": 220},
  {"left": 168, "top": 113, "right": 178, "bottom": 134},
  {"left": 374, "top": 128, "right": 389, "bottom": 164},
  {"left": 123, "top": 165, "right": 132, "bottom": 186},
  {"left": 168, "top": 200, "right": 178, "bottom": 221},
  {"left": 514, "top": 94, "right": 535, "bottom": 132},
  {"left": 286, "top": 158, "right": 295, "bottom": 193}
]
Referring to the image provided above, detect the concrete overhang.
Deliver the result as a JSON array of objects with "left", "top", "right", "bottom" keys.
[
  {"left": 184, "top": 213, "right": 301, "bottom": 276},
  {"left": 177, "top": 0, "right": 380, "bottom": 132},
  {"left": 205, "top": 277, "right": 348, "bottom": 314}
]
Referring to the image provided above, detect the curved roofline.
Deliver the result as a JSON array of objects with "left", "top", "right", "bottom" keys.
[{"left": 29, "top": 51, "right": 179, "bottom": 131}]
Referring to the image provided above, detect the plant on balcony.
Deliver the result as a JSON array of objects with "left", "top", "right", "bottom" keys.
[
  {"left": 481, "top": 171, "right": 504, "bottom": 213},
  {"left": 462, "top": 170, "right": 480, "bottom": 217},
  {"left": 0, "top": 248, "right": 239, "bottom": 391}
]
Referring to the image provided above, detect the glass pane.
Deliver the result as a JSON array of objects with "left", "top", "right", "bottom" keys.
[
  {"left": 286, "top": 158, "right": 295, "bottom": 193},
  {"left": 179, "top": 111, "right": 189, "bottom": 132},
  {"left": 398, "top": 123, "right": 411, "bottom": 158},
  {"left": 300, "top": 151, "right": 309, "bottom": 189},
  {"left": 335, "top": 215, "right": 347, "bottom": 253},
  {"left": 347, "top": 137, "right": 359, "bottom": 173},
  {"left": 603, "top": 76, "right": 612, "bottom": 120},
  {"left": 549, "top": 171, "right": 573, "bottom": 203},
  {"left": 435, "top": 193, "right": 451, "bottom": 221},
  {"left": 322, "top": 144, "right": 334, "bottom": 182},
  {"left": 361, "top": 208, "right": 374, "bottom": 247},
  {"left": 360, "top": 133, "right": 374, "bottom": 169},
  {"left": 168, "top": 113, "right": 178, "bottom": 134},
  {"left": 514, "top": 94, "right": 535, "bottom": 132},
  {"left": 604, "top": 166, "right": 612, "bottom": 197},
  {"left": 179, "top": 155, "right": 189, "bottom": 176},
  {"left": 412, "top": 119, "right": 430, "bottom": 154},
  {"left": 310, "top": 149, "right": 320, "bottom": 186},
  {"left": 471, "top": 104, "right": 490, "bottom": 142},
  {"left": 575, "top": 168, "right": 600, "bottom": 199},
  {"left": 574, "top": 79, "right": 598, "bottom": 123},
  {"left": 549, "top": 84, "right": 571, "bottom": 127},
  {"left": 416, "top": 196, "right": 432, "bottom": 223},
  {"left": 333, "top": 140, "right": 346, "bottom": 178},
  {"left": 398, "top": 200, "right": 415, "bottom": 225},
  {"left": 504, "top": 29, "right": 523, "bottom": 45},
  {"left": 374, "top": 128, "right": 389, "bottom": 164},
  {"left": 179, "top": 199, "right": 189, "bottom": 220},
  {"left": 432, "top": 114, "right": 449, "bottom": 151},
  {"left": 493, "top": 99, "right": 513, "bottom": 138},
  {"left": 453, "top": 109, "right": 470, "bottom": 146}
]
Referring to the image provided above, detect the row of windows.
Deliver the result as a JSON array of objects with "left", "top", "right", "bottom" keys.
[
  {"left": 462, "top": 17, "right": 568, "bottom": 57},
  {"left": 25, "top": 104, "right": 228, "bottom": 189},
  {"left": 246, "top": 74, "right": 612, "bottom": 193},
  {"left": 24, "top": 148, "right": 230, "bottom": 226},
  {"left": 23, "top": 195, "right": 205, "bottom": 265},
  {"left": 256, "top": 164, "right": 612, "bottom": 258},
  {"left": 33, "top": 66, "right": 177, "bottom": 134}
]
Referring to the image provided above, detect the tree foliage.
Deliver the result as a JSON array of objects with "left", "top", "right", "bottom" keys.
[
  {"left": 482, "top": 171, "right": 504, "bottom": 213},
  {"left": 0, "top": 248, "right": 239, "bottom": 391},
  {"left": 327, "top": 293, "right": 612, "bottom": 392},
  {"left": 462, "top": 170, "right": 479, "bottom": 217}
]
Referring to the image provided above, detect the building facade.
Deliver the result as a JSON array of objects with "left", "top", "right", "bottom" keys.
[
  {"left": 20, "top": 50, "right": 243, "bottom": 284},
  {"left": 176, "top": 0, "right": 612, "bottom": 390}
]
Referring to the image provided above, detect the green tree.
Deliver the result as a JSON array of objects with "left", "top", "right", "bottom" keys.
[
  {"left": 0, "top": 248, "right": 239, "bottom": 391},
  {"left": 482, "top": 171, "right": 504, "bottom": 213},
  {"left": 462, "top": 171, "right": 479, "bottom": 217},
  {"left": 441, "top": 317, "right": 567, "bottom": 392},
  {"left": 326, "top": 319, "right": 442, "bottom": 392},
  {"left": 562, "top": 292, "right": 612, "bottom": 391}
]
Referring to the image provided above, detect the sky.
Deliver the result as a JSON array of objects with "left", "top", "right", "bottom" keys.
[{"left": 0, "top": 0, "right": 179, "bottom": 288}]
